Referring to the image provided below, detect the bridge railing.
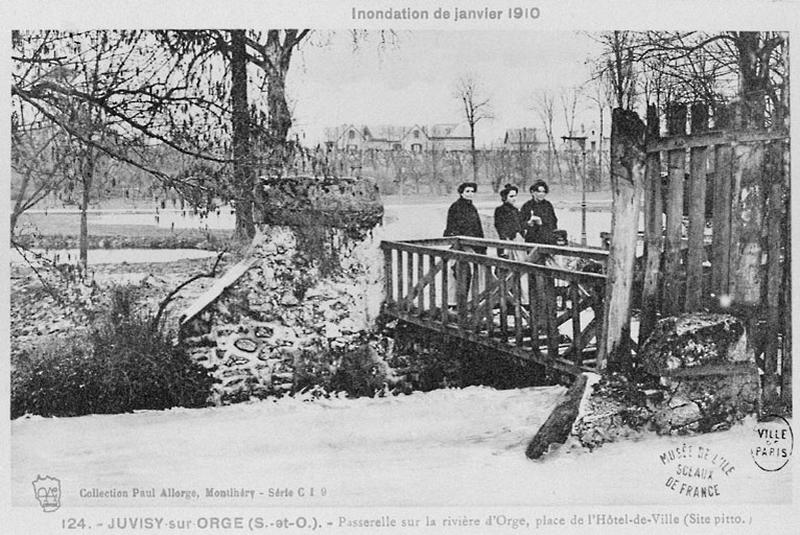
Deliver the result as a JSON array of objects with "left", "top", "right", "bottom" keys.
[{"left": 380, "top": 236, "right": 608, "bottom": 373}]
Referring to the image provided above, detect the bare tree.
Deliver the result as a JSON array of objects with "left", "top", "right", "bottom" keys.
[
  {"left": 531, "top": 89, "right": 562, "bottom": 183},
  {"left": 454, "top": 74, "right": 493, "bottom": 182}
]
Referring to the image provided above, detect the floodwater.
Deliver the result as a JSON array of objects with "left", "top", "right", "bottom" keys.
[
  {"left": 17, "top": 201, "right": 621, "bottom": 265},
  {"left": 10, "top": 248, "right": 218, "bottom": 266}
]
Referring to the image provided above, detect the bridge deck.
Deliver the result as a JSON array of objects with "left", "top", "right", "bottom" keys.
[{"left": 381, "top": 237, "right": 609, "bottom": 376}]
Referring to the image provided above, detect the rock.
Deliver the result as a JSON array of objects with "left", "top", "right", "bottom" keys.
[
  {"left": 639, "top": 313, "right": 749, "bottom": 375},
  {"left": 653, "top": 401, "right": 702, "bottom": 433}
]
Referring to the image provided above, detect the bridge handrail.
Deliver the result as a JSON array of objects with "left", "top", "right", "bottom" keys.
[
  {"left": 380, "top": 240, "right": 607, "bottom": 284},
  {"left": 400, "top": 236, "right": 609, "bottom": 262}
]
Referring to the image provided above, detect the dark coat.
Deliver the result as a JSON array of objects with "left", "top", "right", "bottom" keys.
[
  {"left": 444, "top": 197, "right": 485, "bottom": 254},
  {"left": 494, "top": 203, "right": 524, "bottom": 241},
  {"left": 520, "top": 198, "right": 558, "bottom": 244},
  {"left": 444, "top": 197, "right": 484, "bottom": 238}
]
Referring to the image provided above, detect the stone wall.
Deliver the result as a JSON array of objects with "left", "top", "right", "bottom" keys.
[{"left": 181, "top": 225, "right": 388, "bottom": 403}]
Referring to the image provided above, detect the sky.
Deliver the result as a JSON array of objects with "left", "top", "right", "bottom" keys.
[{"left": 285, "top": 31, "right": 605, "bottom": 147}]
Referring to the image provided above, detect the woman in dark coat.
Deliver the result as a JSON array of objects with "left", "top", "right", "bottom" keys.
[
  {"left": 520, "top": 180, "right": 558, "bottom": 244},
  {"left": 493, "top": 184, "right": 523, "bottom": 258},
  {"left": 444, "top": 182, "right": 484, "bottom": 239},
  {"left": 444, "top": 181, "right": 485, "bottom": 254}
]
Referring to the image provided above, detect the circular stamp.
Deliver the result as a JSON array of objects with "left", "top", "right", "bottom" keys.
[{"left": 750, "top": 415, "right": 793, "bottom": 472}]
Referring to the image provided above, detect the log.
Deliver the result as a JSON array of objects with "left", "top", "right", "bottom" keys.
[{"left": 526, "top": 374, "right": 589, "bottom": 459}]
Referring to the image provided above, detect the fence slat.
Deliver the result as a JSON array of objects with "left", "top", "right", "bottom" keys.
[
  {"left": 417, "top": 251, "right": 425, "bottom": 312},
  {"left": 571, "top": 281, "right": 582, "bottom": 365},
  {"left": 711, "top": 144, "right": 733, "bottom": 299},
  {"left": 441, "top": 258, "right": 449, "bottom": 324},
  {"left": 685, "top": 144, "right": 708, "bottom": 310},
  {"left": 498, "top": 272, "right": 508, "bottom": 339},
  {"left": 513, "top": 271, "right": 523, "bottom": 346},
  {"left": 762, "top": 140, "right": 785, "bottom": 409},
  {"left": 397, "top": 250, "right": 406, "bottom": 312},
  {"left": 640, "top": 104, "right": 663, "bottom": 345},
  {"left": 429, "top": 254, "right": 437, "bottom": 319},
  {"left": 384, "top": 248, "right": 394, "bottom": 306},
  {"left": 542, "top": 273, "right": 559, "bottom": 362},
  {"left": 528, "top": 274, "right": 539, "bottom": 350},
  {"left": 663, "top": 103, "right": 687, "bottom": 316}
]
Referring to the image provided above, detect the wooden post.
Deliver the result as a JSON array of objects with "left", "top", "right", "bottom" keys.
[
  {"left": 711, "top": 140, "right": 733, "bottom": 301},
  {"left": 731, "top": 141, "right": 766, "bottom": 307},
  {"left": 383, "top": 247, "right": 394, "bottom": 307},
  {"left": 639, "top": 104, "right": 663, "bottom": 346},
  {"left": 762, "top": 140, "right": 785, "bottom": 411},
  {"left": 597, "top": 108, "right": 647, "bottom": 372},
  {"left": 685, "top": 103, "right": 709, "bottom": 310},
  {"left": 663, "top": 102, "right": 687, "bottom": 316},
  {"left": 780, "top": 139, "right": 792, "bottom": 411},
  {"left": 428, "top": 255, "right": 437, "bottom": 318}
]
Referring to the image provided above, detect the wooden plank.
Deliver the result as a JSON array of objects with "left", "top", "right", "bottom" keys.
[
  {"left": 179, "top": 255, "right": 258, "bottom": 327},
  {"left": 645, "top": 128, "right": 788, "bottom": 153},
  {"left": 485, "top": 263, "right": 495, "bottom": 336},
  {"left": 380, "top": 241, "right": 607, "bottom": 284},
  {"left": 383, "top": 248, "right": 394, "bottom": 306},
  {"left": 571, "top": 281, "right": 582, "bottom": 365},
  {"left": 541, "top": 273, "right": 559, "bottom": 362},
  {"left": 685, "top": 145, "right": 708, "bottom": 310},
  {"left": 428, "top": 254, "right": 437, "bottom": 319},
  {"left": 498, "top": 271, "right": 508, "bottom": 338},
  {"left": 731, "top": 140, "right": 766, "bottom": 306},
  {"left": 762, "top": 140, "right": 785, "bottom": 410},
  {"left": 456, "top": 260, "right": 468, "bottom": 330},
  {"left": 455, "top": 237, "right": 610, "bottom": 262},
  {"left": 663, "top": 103, "right": 687, "bottom": 317},
  {"left": 711, "top": 144, "right": 733, "bottom": 298},
  {"left": 417, "top": 250, "right": 425, "bottom": 312},
  {"left": 406, "top": 250, "right": 415, "bottom": 312},
  {"left": 780, "top": 139, "right": 792, "bottom": 410},
  {"left": 441, "top": 257, "right": 449, "bottom": 323},
  {"left": 640, "top": 104, "right": 663, "bottom": 345},
  {"left": 513, "top": 271, "right": 523, "bottom": 346}
]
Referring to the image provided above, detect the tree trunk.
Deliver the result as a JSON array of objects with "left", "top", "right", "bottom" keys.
[
  {"left": 79, "top": 150, "right": 95, "bottom": 274},
  {"left": 469, "top": 124, "right": 478, "bottom": 182},
  {"left": 230, "top": 29, "right": 254, "bottom": 240},
  {"left": 598, "top": 108, "right": 646, "bottom": 372}
]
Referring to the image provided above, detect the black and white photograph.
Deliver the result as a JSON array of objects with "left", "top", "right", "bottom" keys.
[{"left": 4, "top": 1, "right": 798, "bottom": 533}]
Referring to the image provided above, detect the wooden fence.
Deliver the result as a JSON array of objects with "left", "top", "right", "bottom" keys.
[
  {"left": 381, "top": 236, "right": 608, "bottom": 376},
  {"left": 635, "top": 102, "right": 790, "bottom": 410}
]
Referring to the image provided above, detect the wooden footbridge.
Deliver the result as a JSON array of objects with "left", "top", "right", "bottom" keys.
[{"left": 380, "top": 236, "right": 609, "bottom": 376}]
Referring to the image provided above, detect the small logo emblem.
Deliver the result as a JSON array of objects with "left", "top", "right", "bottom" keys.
[
  {"left": 751, "top": 415, "right": 793, "bottom": 472},
  {"left": 32, "top": 475, "right": 61, "bottom": 512}
]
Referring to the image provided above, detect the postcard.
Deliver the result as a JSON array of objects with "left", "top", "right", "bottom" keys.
[{"left": 4, "top": 1, "right": 798, "bottom": 533}]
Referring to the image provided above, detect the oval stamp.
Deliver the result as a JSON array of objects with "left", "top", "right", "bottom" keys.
[{"left": 751, "top": 415, "right": 793, "bottom": 471}]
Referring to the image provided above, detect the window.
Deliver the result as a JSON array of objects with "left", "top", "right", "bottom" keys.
[
  {"left": 413, "top": 130, "right": 420, "bottom": 139},
  {"left": 411, "top": 143, "right": 422, "bottom": 152},
  {"left": 393, "top": 143, "right": 402, "bottom": 151},
  {"left": 349, "top": 130, "right": 356, "bottom": 139}
]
